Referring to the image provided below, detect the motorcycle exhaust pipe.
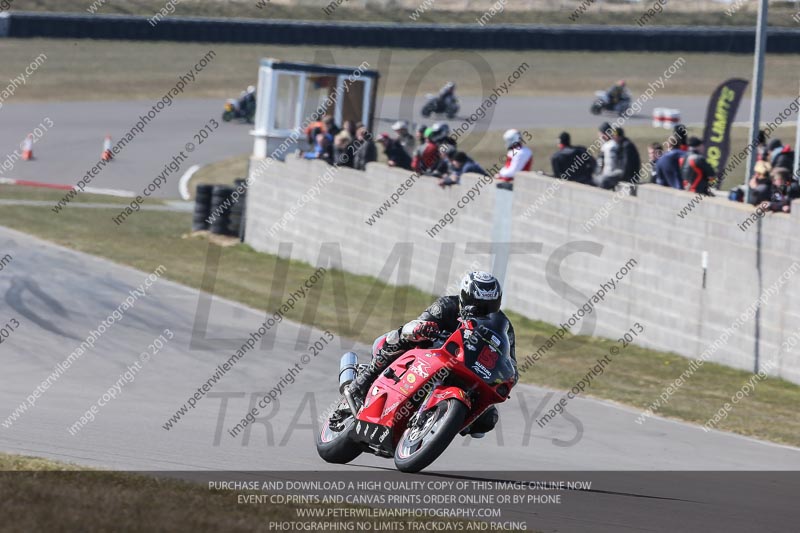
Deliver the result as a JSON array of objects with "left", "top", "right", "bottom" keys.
[{"left": 338, "top": 352, "right": 359, "bottom": 394}]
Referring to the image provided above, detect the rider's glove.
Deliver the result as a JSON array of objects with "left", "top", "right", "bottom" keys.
[{"left": 401, "top": 320, "right": 440, "bottom": 342}]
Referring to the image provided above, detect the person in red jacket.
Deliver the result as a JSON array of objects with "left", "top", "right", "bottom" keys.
[
  {"left": 412, "top": 123, "right": 448, "bottom": 175},
  {"left": 494, "top": 129, "right": 532, "bottom": 188}
]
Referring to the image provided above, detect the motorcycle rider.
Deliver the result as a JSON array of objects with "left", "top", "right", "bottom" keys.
[
  {"left": 607, "top": 80, "right": 629, "bottom": 110},
  {"left": 346, "top": 271, "right": 517, "bottom": 438},
  {"left": 438, "top": 81, "right": 457, "bottom": 110},
  {"left": 237, "top": 85, "right": 256, "bottom": 114}
]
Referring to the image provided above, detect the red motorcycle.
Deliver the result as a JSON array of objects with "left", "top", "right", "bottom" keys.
[{"left": 316, "top": 315, "right": 517, "bottom": 473}]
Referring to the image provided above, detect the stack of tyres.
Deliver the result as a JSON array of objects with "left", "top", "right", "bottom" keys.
[
  {"left": 192, "top": 184, "right": 214, "bottom": 231},
  {"left": 230, "top": 178, "right": 247, "bottom": 241},
  {"left": 210, "top": 185, "right": 236, "bottom": 236}
]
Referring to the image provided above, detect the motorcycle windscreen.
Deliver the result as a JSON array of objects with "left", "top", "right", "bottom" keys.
[{"left": 461, "top": 314, "right": 516, "bottom": 384}]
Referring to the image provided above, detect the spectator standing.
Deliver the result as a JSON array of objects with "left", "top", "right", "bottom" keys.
[
  {"left": 647, "top": 143, "right": 663, "bottom": 184},
  {"left": 613, "top": 127, "right": 642, "bottom": 184},
  {"left": 772, "top": 167, "right": 800, "bottom": 200},
  {"left": 302, "top": 133, "right": 334, "bottom": 164},
  {"left": 415, "top": 125, "right": 427, "bottom": 146},
  {"left": 305, "top": 120, "right": 326, "bottom": 144},
  {"left": 352, "top": 127, "right": 377, "bottom": 170},
  {"left": 323, "top": 115, "right": 341, "bottom": 138},
  {"left": 378, "top": 133, "right": 413, "bottom": 171},
  {"left": 756, "top": 130, "right": 769, "bottom": 162},
  {"left": 440, "top": 151, "right": 487, "bottom": 187},
  {"left": 680, "top": 136, "right": 716, "bottom": 195},
  {"left": 550, "top": 131, "right": 595, "bottom": 186},
  {"left": 767, "top": 138, "right": 795, "bottom": 172},
  {"left": 333, "top": 130, "right": 354, "bottom": 167},
  {"left": 673, "top": 123, "right": 689, "bottom": 151},
  {"left": 343, "top": 120, "right": 357, "bottom": 139},
  {"left": 748, "top": 160, "right": 773, "bottom": 205},
  {"left": 494, "top": 129, "right": 533, "bottom": 188},
  {"left": 413, "top": 124, "right": 447, "bottom": 175},
  {"left": 655, "top": 137, "right": 686, "bottom": 190},
  {"left": 391, "top": 120, "right": 416, "bottom": 157},
  {"left": 763, "top": 167, "right": 792, "bottom": 213},
  {"left": 594, "top": 122, "right": 622, "bottom": 189},
  {"left": 432, "top": 143, "right": 457, "bottom": 178}
]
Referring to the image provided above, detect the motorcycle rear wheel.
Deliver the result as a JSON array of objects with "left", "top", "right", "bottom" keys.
[
  {"left": 394, "top": 398, "right": 467, "bottom": 473},
  {"left": 316, "top": 398, "right": 362, "bottom": 464}
]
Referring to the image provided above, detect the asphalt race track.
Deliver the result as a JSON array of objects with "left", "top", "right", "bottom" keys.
[
  {"left": 1, "top": 226, "right": 799, "bottom": 531},
  {"left": 1, "top": 95, "right": 796, "bottom": 198}
]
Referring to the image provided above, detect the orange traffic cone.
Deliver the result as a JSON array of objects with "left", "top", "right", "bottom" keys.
[
  {"left": 21, "top": 135, "right": 34, "bottom": 161},
  {"left": 101, "top": 135, "right": 113, "bottom": 161}
]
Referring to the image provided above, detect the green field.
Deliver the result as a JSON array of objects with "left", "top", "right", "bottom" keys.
[
  {"left": 1, "top": 186, "right": 799, "bottom": 447},
  {"left": 1, "top": 38, "right": 799, "bottom": 103}
]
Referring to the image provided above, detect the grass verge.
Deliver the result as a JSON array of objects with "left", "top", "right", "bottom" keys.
[
  {"left": 2, "top": 39, "right": 800, "bottom": 102},
  {"left": 0, "top": 184, "right": 164, "bottom": 205},
  {"left": 0, "top": 195, "right": 798, "bottom": 447},
  {"left": 0, "top": 452, "right": 485, "bottom": 532}
]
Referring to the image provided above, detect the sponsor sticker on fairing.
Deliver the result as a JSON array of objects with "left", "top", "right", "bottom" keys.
[
  {"left": 411, "top": 361, "right": 430, "bottom": 378},
  {"left": 477, "top": 346, "right": 498, "bottom": 369},
  {"left": 472, "top": 363, "right": 492, "bottom": 379},
  {"left": 381, "top": 401, "right": 400, "bottom": 418}
]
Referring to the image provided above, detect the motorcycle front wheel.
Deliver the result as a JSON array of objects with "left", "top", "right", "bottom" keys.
[
  {"left": 394, "top": 398, "right": 467, "bottom": 473},
  {"left": 222, "top": 111, "right": 234, "bottom": 122},
  {"left": 590, "top": 103, "right": 602, "bottom": 115},
  {"left": 316, "top": 398, "right": 362, "bottom": 464}
]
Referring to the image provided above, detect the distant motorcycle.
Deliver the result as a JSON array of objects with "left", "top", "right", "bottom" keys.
[
  {"left": 421, "top": 94, "right": 459, "bottom": 119},
  {"left": 222, "top": 97, "right": 255, "bottom": 123},
  {"left": 590, "top": 91, "right": 631, "bottom": 116}
]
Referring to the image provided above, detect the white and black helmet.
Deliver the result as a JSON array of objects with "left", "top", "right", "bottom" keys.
[
  {"left": 429, "top": 122, "right": 450, "bottom": 143},
  {"left": 459, "top": 271, "right": 502, "bottom": 318},
  {"left": 503, "top": 129, "right": 523, "bottom": 149}
]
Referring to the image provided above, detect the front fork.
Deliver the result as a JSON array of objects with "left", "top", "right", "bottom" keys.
[
  {"left": 343, "top": 388, "right": 361, "bottom": 418},
  {"left": 409, "top": 381, "right": 442, "bottom": 429}
]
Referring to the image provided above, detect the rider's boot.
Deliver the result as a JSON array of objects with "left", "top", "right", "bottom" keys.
[
  {"left": 346, "top": 330, "right": 406, "bottom": 405},
  {"left": 460, "top": 406, "right": 499, "bottom": 439}
]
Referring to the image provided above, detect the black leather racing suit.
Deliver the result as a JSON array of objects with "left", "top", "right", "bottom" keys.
[{"left": 352, "top": 295, "right": 518, "bottom": 435}]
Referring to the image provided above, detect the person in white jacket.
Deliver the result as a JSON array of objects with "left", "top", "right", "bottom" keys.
[{"left": 495, "top": 129, "right": 533, "bottom": 189}]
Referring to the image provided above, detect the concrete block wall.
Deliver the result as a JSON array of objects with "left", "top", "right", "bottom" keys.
[
  {"left": 246, "top": 157, "right": 498, "bottom": 296},
  {"left": 246, "top": 157, "right": 800, "bottom": 384}
]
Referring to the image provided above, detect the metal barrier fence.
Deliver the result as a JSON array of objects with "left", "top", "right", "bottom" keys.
[{"left": 1, "top": 11, "right": 799, "bottom": 53}]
